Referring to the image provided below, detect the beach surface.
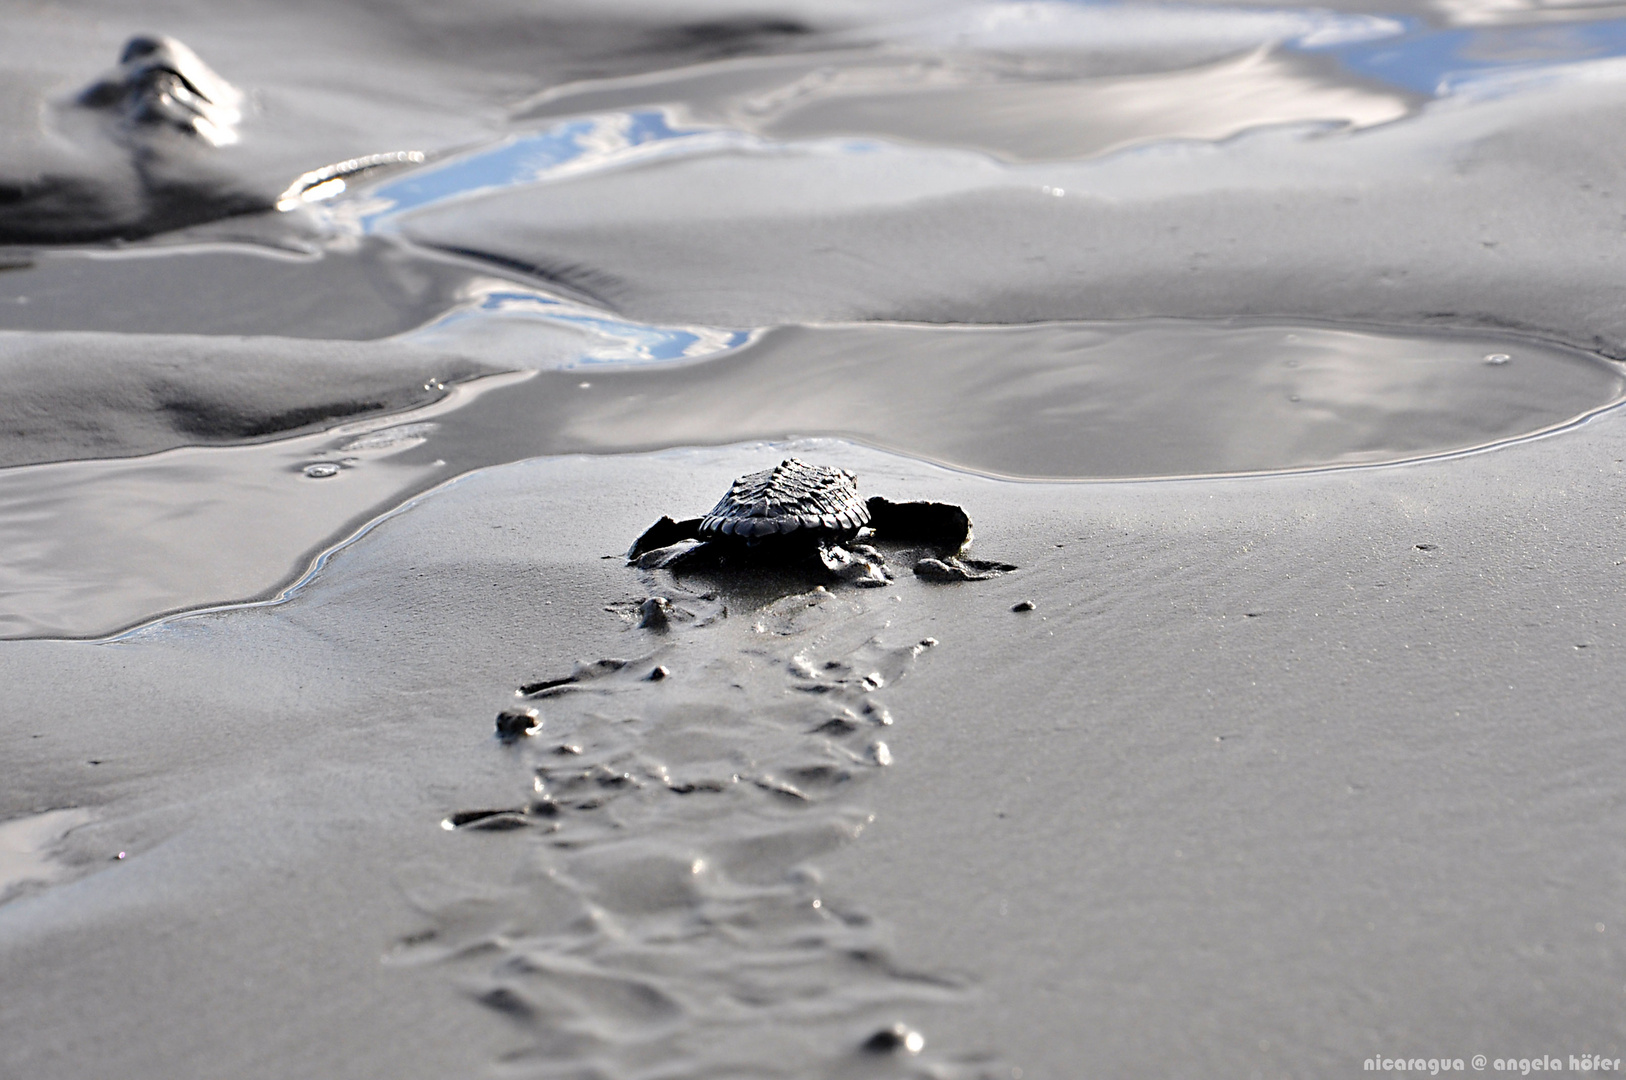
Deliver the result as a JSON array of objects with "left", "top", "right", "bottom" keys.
[{"left": 4, "top": 1, "right": 1626, "bottom": 1077}]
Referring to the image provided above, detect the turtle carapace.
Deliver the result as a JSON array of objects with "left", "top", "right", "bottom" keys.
[{"left": 627, "top": 459, "right": 1013, "bottom": 585}]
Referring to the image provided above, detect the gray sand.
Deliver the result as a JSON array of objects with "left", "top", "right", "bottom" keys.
[
  {"left": 0, "top": 243, "right": 514, "bottom": 340},
  {"left": 4, "top": 319, "right": 1609, "bottom": 640},
  {"left": 6, "top": 427, "right": 1626, "bottom": 1076},
  {"left": 395, "top": 64, "right": 1626, "bottom": 350},
  {"left": 6, "top": 0, "right": 1626, "bottom": 1077},
  {"left": 0, "top": 330, "right": 496, "bottom": 466}
]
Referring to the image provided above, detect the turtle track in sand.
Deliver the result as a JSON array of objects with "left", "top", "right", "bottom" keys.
[{"left": 396, "top": 579, "right": 1012, "bottom": 1079}]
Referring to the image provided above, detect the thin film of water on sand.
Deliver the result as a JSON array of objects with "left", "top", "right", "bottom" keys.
[{"left": 0, "top": 312, "right": 1619, "bottom": 639}]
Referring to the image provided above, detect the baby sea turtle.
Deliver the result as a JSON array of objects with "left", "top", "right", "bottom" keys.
[{"left": 627, "top": 459, "right": 1013, "bottom": 586}]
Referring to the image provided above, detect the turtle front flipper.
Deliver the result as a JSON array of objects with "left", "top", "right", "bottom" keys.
[
  {"left": 865, "top": 498, "right": 972, "bottom": 555},
  {"left": 627, "top": 516, "right": 703, "bottom": 560}
]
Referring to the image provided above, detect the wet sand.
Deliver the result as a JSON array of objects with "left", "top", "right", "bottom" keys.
[
  {"left": 10, "top": 431, "right": 1626, "bottom": 1077},
  {"left": 6, "top": 1, "right": 1626, "bottom": 1077}
]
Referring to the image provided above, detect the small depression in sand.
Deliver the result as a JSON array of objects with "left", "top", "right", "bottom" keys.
[{"left": 0, "top": 309, "right": 1617, "bottom": 641}]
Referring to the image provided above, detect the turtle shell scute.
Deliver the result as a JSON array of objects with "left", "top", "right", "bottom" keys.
[{"left": 698, "top": 459, "right": 870, "bottom": 540}]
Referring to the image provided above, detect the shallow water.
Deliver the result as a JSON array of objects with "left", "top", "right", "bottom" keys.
[
  {"left": 1, "top": 317, "right": 1610, "bottom": 638},
  {"left": 493, "top": 320, "right": 1621, "bottom": 479},
  {"left": 7, "top": 0, "right": 1626, "bottom": 1075},
  {"left": 0, "top": 402, "right": 455, "bottom": 639},
  {"left": 519, "top": 47, "right": 1417, "bottom": 163}
]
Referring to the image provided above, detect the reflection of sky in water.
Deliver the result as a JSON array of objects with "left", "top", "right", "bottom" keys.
[
  {"left": 1303, "top": 15, "right": 1626, "bottom": 95},
  {"left": 352, "top": 113, "right": 763, "bottom": 367},
  {"left": 349, "top": 4, "right": 1626, "bottom": 378},
  {"left": 896, "top": 1, "right": 1403, "bottom": 51},
  {"left": 349, "top": 8, "right": 1626, "bottom": 229},
  {"left": 361, "top": 110, "right": 764, "bottom": 229},
  {"left": 892, "top": 2, "right": 1626, "bottom": 100},
  {"left": 414, "top": 286, "right": 756, "bottom": 366}
]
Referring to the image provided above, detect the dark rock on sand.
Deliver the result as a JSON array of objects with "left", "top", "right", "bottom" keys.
[
  {"left": 493, "top": 708, "right": 539, "bottom": 740},
  {"left": 861, "top": 1022, "right": 925, "bottom": 1054}
]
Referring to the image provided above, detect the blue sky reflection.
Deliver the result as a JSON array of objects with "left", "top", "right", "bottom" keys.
[
  {"left": 361, "top": 110, "right": 754, "bottom": 229},
  {"left": 411, "top": 286, "right": 757, "bottom": 367},
  {"left": 1304, "top": 15, "right": 1626, "bottom": 95}
]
